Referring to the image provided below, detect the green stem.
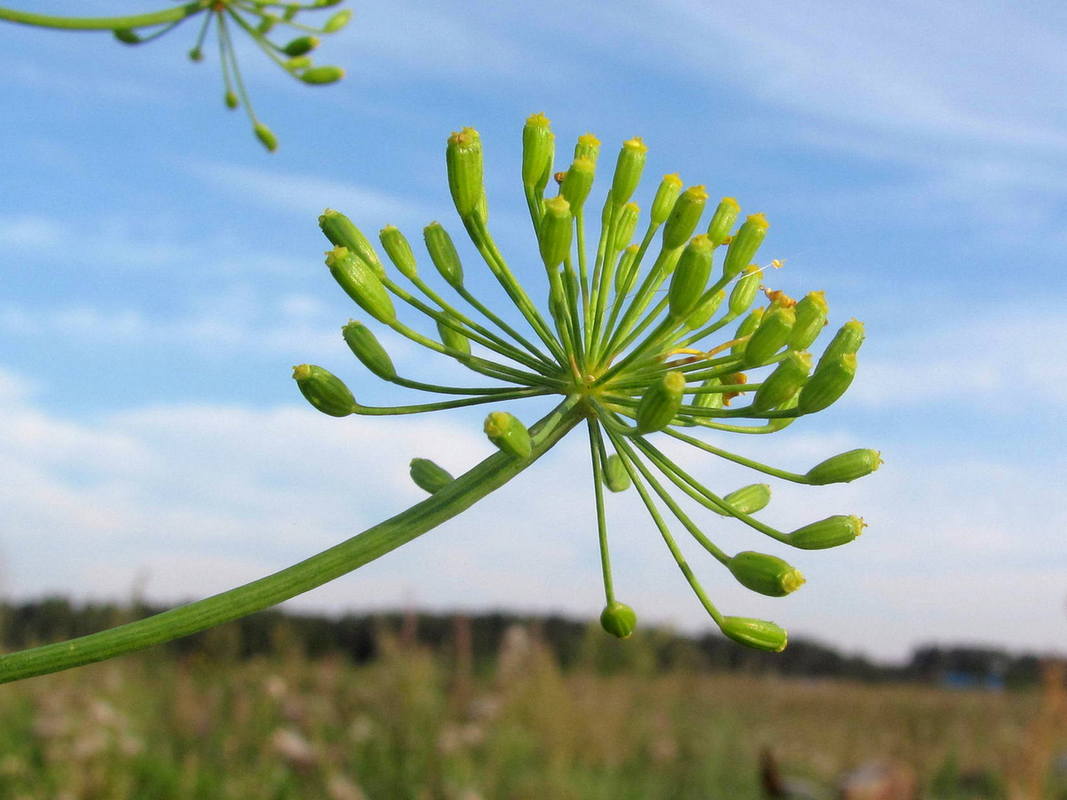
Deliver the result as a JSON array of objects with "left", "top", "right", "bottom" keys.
[
  {"left": 0, "top": 398, "right": 584, "bottom": 685},
  {"left": 0, "top": 2, "right": 206, "bottom": 31}
]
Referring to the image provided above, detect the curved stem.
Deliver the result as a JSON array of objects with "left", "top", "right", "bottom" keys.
[
  {"left": 0, "top": 2, "right": 206, "bottom": 31},
  {"left": 0, "top": 398, "right": 584, "bottom": 685}
]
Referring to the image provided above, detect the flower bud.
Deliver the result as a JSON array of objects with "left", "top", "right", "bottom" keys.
[
  {"left": 789, "top": 515, "right": 865, "bottom": 549},
  {"left": 282, "top": 36, "right": 319, "bottom": 57},
  {"left": 257, "top": 17, "right": 275, "bottom": 34},
  {"left": 561, "top": 157, "right": 595, "bottom": 214},
  {"left": 636, "top": 371, "right": 686, "bottom": 433},
  {"left": 225, "top": 91, "right": 239, "bottom": 110},
  {"left": 254, "top": 123, "right": 278, "bottom": 153},
  {"left": 613, "top": 202, "right": 640, "bottom": 251},
  {"left": 720, "top": 616, "right": 788, "bottom": 652},
  {"left": 325, "top": 246, "right": 396, "bottom": 324},
  {"left": 716, "top": 483, "right": 772, "bottom": 516},
  {"left": 437, "top": 319, "right": 471, "bottom": 357},
  {"left": 484, "top": 411, "right": 532, "bottom": 459},
  {"left": 409, "top": 458, "right": 454, "bottom": 494},
  {"left": 816, "top": 319, "right": 865, "bottom": 371},
  {"left": 753, "top": 351, "right": 811, "bottom": 413},
  {"left": 379, "top": 225, "right": 418, "bottom": 280},
  {"left": 650, "top": 174, "right": 683, "bottom": 225},
  {"left": 300, "top": 66, "right": 345, "bottom": 85},
  {"left": 662, "top": 185, "right": 709, "bottom": 250},
  {"left": 600, "top": 601, "right": 637, "bottom": 639},
  {"left": 341, "top": 320, "right": 396, "bottom": 380},
  {"left": 292, "top": 364, "right": 356, "bottom": 417},
  {"left": 603, "top": 454, "right": 631, "bottom": 492},
  {"left": 319, "top": 210, "right": 385, "bottom": 278},
  {"left": 706, "top": 197, "right": 740, "bottom": 246},
  {"left": 113, "top": 28, "right": 140, "bottom": 44},
  {"left": 538, "top": 195, "right": 573, "bottom": 269},
  {"left": 805, "top": 449, "right": 882, "bottom": 485},
  {"left": 323, "top": 9, "right": 352, "bottom": 32},
  {"left": 285, "top": 55, "right": 312, "bottom": 71},
  {"left": 728, "top": 552, "right": 805, "bottom": 597},
  {"left": 609, "top": 137, "right": 648, "bottom": 206},
  {"left": 731, "top": 308, "right": 764, "bottom": 357},
  {"left": 722, "top": 213, "right": 769, "bottom": 279},
  {"left": 446, "top": 127, "right": 485, "bottom": 219},
  {"left": 728, "top": 265, "right": 762, "bottom": 316},
  {"left": 744, "top": 305, "right": 795, "bottom": 366},
  {"left": 573, "top": 132, "right": 601, "bottom": 164},
  {"left": 692, "top": 377, "right": 724, "bottom": 410},
  {"left": 684, "top": 290, "right": 724, "bottom": 330},
  {"left": 668, "top": 235, "right": 714, "bottom": 319},
  {"left": 614, "top": 245, "right": 640, "bottom": 295},
  {"left": 522, "top": 113, "right": 555, "bottom": 195},
  {"left": 797, "top": 353, "right": 856, "bottom": 413},
  {"left": 423, "top": 222, "right": 464, "bottom": 288},
  {"left": 787, "top": 292, "right": 828, "bottom": 351}
]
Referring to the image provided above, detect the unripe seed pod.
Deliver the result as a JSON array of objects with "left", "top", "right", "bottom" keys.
[
  {"left": 256, "top": 17, "right": 275, "bottom": 35},
  {"left": 225, "top": 91, "right": 239, "bottom": 110},
  {"left": 613, "top": 203, "right": 640, "bottom": 251},
  {"left": 723, "top": 213, "right": 769, "bottom": 279},
  {"left": 292, "top": 364, "right": 355, "bottom": 417},
  {"left": 650, "top": 173, "right": 684, "bottom": 225},
  {"left": 790, "top": 291, "right": 829, "bottom": 350},
  {"left": 753, "top": 350, "right": 811, "bottom": 413},
  {"left": 484, "top": 411, "right": 532, "bottom": 459},
  {"left": 614, "top": 245, "right": 640, "bottom": 295},
  {"left": 254, "top": 123, "right": 278, "bottom": 153},
  {"left": 437, "top": 319, "right": 471, "bottom": 357},
  {"left": 766, "top": 393, "right": 799, "bottom": 432},
  {"left": 603, "top": 454, "right": 631, "bottom": 492},
  {"left": 789, "top": 514, "right": 865, "bottom": 549},
  {"left": 692, "top": 377, "right": 724, "bottom": 410},
  {"left": 684, "top": 290, "right": 724, "bottom": 330},
  {"left": 610, "top": 137, "right": 648, "bottom": 206},
  {"left": 714, "top": 483, "right": 772, "bottom": 516},
  {"left": 446, "top": 127, "right": 484, "bottom": 219},
  {"left": 561, "top": 157, "right": 595, "bottom": 214},
  {"left": 409, "top": 458, "right": 454, "bottom": 494},
  {"left": 731, "top": 308, "right": 764, "bottom": 357},
  {"left": 300, "top": 66, "right": 345, "bottom": 85},
  {"left": 744, "top": 305, "right": 795, "bottom": 366},
  {"left": 522, "top": 112, "right": 555, "bottom": 195},
  {"left": 538, "top": 195, "right": 573, "bottom": 269},
  {"left": 342, "top": 320, "right": 396, "bottom": 381},
  {"left": 379, "top": 225, "right": 418, "bottom": 280},
  {"left": 573, "top": 132, "right": 601, "bottom": 164},
  {"left": 636, "top": 371, "right": 686, "bottom": 433},
  {"left": 323, "top": 9, "right": 351, "bottom": 32},
  {"left": 325, "top": 246, "right": 396, "bottom": 324},
  {"left": 797, "top": 353, "right": 856, "bottom": 413},
  {"left": 282, "top": 36, "right": 319, "bottom": 57},
  {"left": 600, "top": 601, "right": 637, "bottom": 639},
  {"left": 285, "top": 55, "right": 312, "bottom": 71},
  {"left": 547, "top": 273, "right": 568, "bottom": 327},
  {"left": 729, "top": 265, "right": 763, "bottom": 316},
  {"left": 728, "top": 551, "right": 805, "bottom": 597},
  {"left": 423, "top": 222, "right": 464, "bottom": 288},
  {"left": 668, "top": 235, "right": 714, "bottom": 319},
  {"left": 816, "top": 319, "right": 865, "bottom": 371},
  {"left": 662, "top": 185, "right": 709, "bottom": 250},
  {"left": 113, "top": 28, "right": 140, "bottom": 44},
  {"left": 720, "top": 616, "right": 788, "bottom": 652},
  {"left": 706, "top": 197, "right": 741, "bottom": 246},
  {"left": 805, "top": 448, "right": 882, "bottom": 485},
  {"left": 319, "top": 210, "right": 385, "bottom": 278}
]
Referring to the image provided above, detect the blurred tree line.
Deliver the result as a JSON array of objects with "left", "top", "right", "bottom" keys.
[{"left": 0, "top": 597, "right": 1044, "bottom": 687}]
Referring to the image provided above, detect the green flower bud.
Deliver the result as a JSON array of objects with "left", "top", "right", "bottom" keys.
[
  {"left": 423, "top": 222, "right": 464, "bottom": 288},
  {"left": 323, "top": 9, "right": 352, "bottom": 32},
  {"left": 256, "top": 17, "right": 275, "bottom": 34},
  {"left": 790, "top": 291, "right": 829, "bottom": 350},
  {"left": 282, "top": 36, "right": 319, "bottom": 57},
  {"left": 609, "top": 137, "right": 648, "bottom": 206},
  {"left": 292, "top": 364, "right": 356, "bottom": 417},
  {"left": 805, "top": 449, "right": 882, "bottom": 485},
  {"left": 612, "top": 202, "right": 640, "bottom": 251},
  {"left": 662, "top": 185, "right": 709, "bottom": 250},
  {"left": 721, "top": 617, "right": 787, "bottom": 652},
  {"left": 409, "top": 458, "right": 454, "bottom": 494},
  {"left": 731, "top": 308, "right": 764, "bottom": 357},
  {"left": 797, "top": 353, "right": 856, "bottom": 413},
  {"left": 723, "top": 213, "right": 769, "bottom": 279},
  {"left": 300, "top": 66, "right": 345, "bottom": 85},
  {"left": 816, "top": 319, "right": 865, "bottom": 371},
  {"left": 522, "top": 112, "right": 555, "bottom": 195},
  {"left": 614, "top": 245, "right": 640, "bottom": 295},
  {"left": 113, "top": 28, "right": 140, "bottom": 45},
  {"left": 684, "top": 290, "right": 724, "bottom": 330},
  {"left": 484, "top": 411, "right": 532, "bottom": 459},
  {"left": 706, "top": 197, "right": 741, "bottom": 246},
  {"left": 188, "top": 47, "right": 204, "bottom": 62},
  {"left": 603, "top": 454, "right": 631, "bottom": 493},
  {"left": 668, "top": 235, "right": 714, "bottom": 319},
  {"left": 573, "top": 132, "right": 601, "bottom": 164},
  {"left": 789, "top": 515, "right": 865, "bottom": 549},
  {"left": 285, "top": 55, "right": 312, "bottom": 71},
  {"left": 561, "top": 157, "right": 595, "bottom": 214},
  {"left": 744, "top": 305, "right": 795, "bottom": 366},
  {"left": 728, "top": 265, "right": 763, "bottom": 316},
  {"left": 728, "top": 551, "right": 805, "bottom": 597},
  {"left": 254, "top": 123, "right": 278, "bottom": 153},
  {"left": 446, "top": 127, "right": 485, "bottom": 219},
  {"left": 282, "top": 5, "right": 298, "bottom": 21},
  {"left": 600, "top": 601, "right": 637, "bottom": 639},
  {"left": 319, "top": 210, "right": 385, "bottom": 278},
  {"left": 437, "top": 319, "right": 470, "bottom": 357},
  {"left": 753, "top": 351, "right": 811, "bottom": 413},
  {"left": 650, "top": 173, "right": 684, "bottom": 225},
  {"left": 636, "top": 371, "right": 686, "bottom": 433},
  {"left": 325, "top": 246, "right": 396, "bottom": 324},
  {"left": 225, "top": 91, "right": 239, "bottom": 110},
  {"left": 341, "top": 320, "right": 396, "bottom": 381},
  {"left": 714, "top": 483, "right": 772, "bottom": 516},
  {"left": 538, "top": 195, "right": 574, "bottom": 269},
  {"left": 379, "top": 225, "right": 417, "bottom": 280},
  {"left": 691, "top": 377, "right": 724, "bottom": 410}
]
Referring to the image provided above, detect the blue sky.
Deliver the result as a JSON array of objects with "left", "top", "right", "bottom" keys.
[{"left": 1, "top": 0, "right": 1065, "bottom": 661}]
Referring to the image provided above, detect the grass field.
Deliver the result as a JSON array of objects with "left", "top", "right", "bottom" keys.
[{"left": 0, "top": 623, "right": 1063, "bottom": 799}]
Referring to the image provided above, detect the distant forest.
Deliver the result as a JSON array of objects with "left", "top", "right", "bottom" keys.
[{"left": 0, "top": 597, "right": 1047, "bottom": 687}]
